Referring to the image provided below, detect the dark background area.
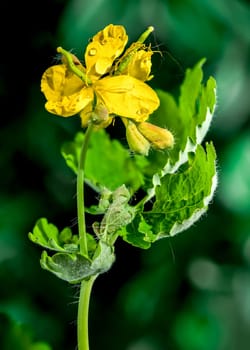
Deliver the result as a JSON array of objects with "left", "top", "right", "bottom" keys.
[{"left": 0, "top": 1, "right": 250, "bottom": 349}]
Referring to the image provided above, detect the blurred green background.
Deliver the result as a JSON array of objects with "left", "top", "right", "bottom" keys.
[{"left": 0, "top": 0, "right": 250, "bottom": 349}]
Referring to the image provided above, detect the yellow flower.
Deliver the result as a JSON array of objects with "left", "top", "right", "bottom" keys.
[{"left": 41, "top": 24, "right": 160, "bottom": 128}]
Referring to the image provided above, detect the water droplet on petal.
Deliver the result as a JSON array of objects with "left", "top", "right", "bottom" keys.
[{"left": 89, "top": 48, "right": 97, "bottom": 56}]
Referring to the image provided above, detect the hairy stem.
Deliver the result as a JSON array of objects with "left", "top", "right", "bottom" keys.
[
  {"left": 76, "top": 123, "right": 95, "bottom": 350},
  {"left": 77, "top": 123, "right": 93, "bottom": 256},
  {"left": 77, "top": 276, "right": 97, "bottom": 350}
]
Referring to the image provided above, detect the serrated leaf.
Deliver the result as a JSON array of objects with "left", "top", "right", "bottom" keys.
[
  {"left": 61, "top": 129, "right": 148, "bottom": 193},
  {"left": 40, "top": 240, "right": 115, "bottom": 283},
  {"left": 151, "top": 143, "right": 217, "bottom": 237},
  {"left": 28, "top": 218, "right": 78, "bottom": 252},
  {"left": 119, "top": 143, "right": 217, "bottom": 248},
  {"left": 142, "top": 59, "right": 217, "bottom": 206},
  {"left": 146, "top": 59, "right": 216, "bottom": 178}
]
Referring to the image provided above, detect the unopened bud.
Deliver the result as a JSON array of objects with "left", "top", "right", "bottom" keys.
[
  {"left": 125, "top": 120, "right": 150, "bottom": 155},
  {"left": 137, "top": 122, "right": 174, "bottom": 150},
  {"left": 91, "top": 103, "right": 109, "bottom": 124},
  {"left": 80, "top": 103, "right": 112, "bottom": 129},
  {"left": 123, "top": 49, "right": 153, "bottom": 81}
]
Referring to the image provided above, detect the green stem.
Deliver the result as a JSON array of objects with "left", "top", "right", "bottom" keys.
[
  {"left": 76, "top": 123, "right": 95, "bottom": 350},
  {"left": 77, "top": 123, "right": 94, "bottom": 256},
  {"left": 78, "top": 276, "right": 97, "bottom": 350}
]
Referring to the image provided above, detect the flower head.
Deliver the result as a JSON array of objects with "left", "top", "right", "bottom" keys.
[
  {"left": 41, "top": 24, "right": 159, "bottom": 129},
  {"left": 41, "top": 24, "right": 174, "bottom": 154}
]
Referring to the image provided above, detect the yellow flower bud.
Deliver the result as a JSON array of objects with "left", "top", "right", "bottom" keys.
[
  {"left": 125, "top": 120, "right": 150, "bottom": 156},
  {"left": 137, "top": 122, "right": 174, "bottom": 150},
  {"left": 91, "top": 103, "right": 113, "bottom": 129},
  {"left": 124, "top": 49, "right": 153, "bottom": 81}
]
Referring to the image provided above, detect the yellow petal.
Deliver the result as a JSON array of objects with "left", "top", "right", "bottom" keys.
[
  {"left": 44, "top": 89, "right": 94, "bottom": 117},
  {"left": 41, "top": 64, "right": 94, "bottom": 116},
  {"left": 85, "top": 42, "right": 114, "bottom": 80},
  {"left": 85, "top": 24, "right": 128, "bottom": 79},
  {"left": 94, "top": 75, "right": 160, "bottom": 122},
  {"left": 137, "top": 122, "right": 174, "bottom": 149}
]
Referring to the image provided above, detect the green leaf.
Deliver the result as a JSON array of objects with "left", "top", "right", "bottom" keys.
[
  {"left": 147, "top": 59, "right": 216, "bottom": 176},
  {"left": 61, "top": 129, "right": 148, "bottom": 193},
  {"left": 60, "top": 131, "right": 82, "bottom": 175},
  {"left": 40, "top": 251, "right": 92, "bottom": 283},
  {"left": 120, "top": 143, "right": 217, "bottom": 248},
  {"left": 119, "top": 60, "right": 218, "bottom": 249},
  {"left": 40, "top": 240, "right": 115, "bottom": 283},
  {"left": 28, "top": 218, "right": 78, "bottom": 253},
  {"left": 151, "top": 143, "right": 217, "bottom": 237},
  {"left": 91, "top": 240, "right": 116, "bottom": 273},
  {"left": 118, "top": 215, "right": 154, "bottom": 249}
]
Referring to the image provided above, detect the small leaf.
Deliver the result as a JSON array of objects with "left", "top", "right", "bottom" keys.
[
  {"left": 91, "top": 240, "right": 115, "bottom": 274},
  {"left": 40, "top": 251, "right": 92, "bottom": 283},
  {"left": 85, "top": 187, "right": 113, "bottom": 215},
  {"left": 28, "top": 218, "right": 78, "bottom": 253},
  {"left": 60, "top": 227, "right": 74, "bottom": 243},
  {"left": 40, "top": 240, "right": 115, "bottom": 283},
  {"left": 61, "top": 132, "right": 83, "bottom": 175}
]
